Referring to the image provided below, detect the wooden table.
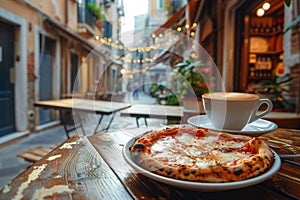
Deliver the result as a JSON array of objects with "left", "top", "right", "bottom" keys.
[
  {"left": 120, "top": 104, "right": 184, "bottom": 127},
  {"left": 1, "top": 127, "right": 299, "bottom": 199},
  {"left": 34, "top": 98, "right": 131, "bottom": 138},
  {"left": 262, "top": 112, "right": 300, "bottom": 129}
]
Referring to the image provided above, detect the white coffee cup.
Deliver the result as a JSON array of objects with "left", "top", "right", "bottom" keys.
[{"left": 202, "top": 92, "right": 273, "bottom": 130}]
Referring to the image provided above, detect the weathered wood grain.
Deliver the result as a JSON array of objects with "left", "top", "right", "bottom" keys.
[
  {"left": 88, "top": 127, "right": 300, "bottom": 199},
  {"left": 1, "top": 128, "right": 299, "bottom": 199},
  {"left": 0, "top": 135, "right": 132, "bottom": 199}
]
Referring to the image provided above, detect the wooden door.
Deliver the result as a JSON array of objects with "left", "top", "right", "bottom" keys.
[
  {"left": 39, "top": 35, "right": 55, "bottom": 125},
  {"left": 70, "top": 53, "right": 79, "bottom": 92},
  {"left": 0, "top": 21, "right": 15, "bottom": 136}
]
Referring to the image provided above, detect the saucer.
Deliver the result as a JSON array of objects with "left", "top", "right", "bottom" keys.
[{"left": 187, "top": 115, "right": 278, "bottom": 136}]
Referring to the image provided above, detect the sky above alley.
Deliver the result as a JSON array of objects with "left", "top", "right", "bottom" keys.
[{"left": 121, "top": 0, "right": 148, "bottom": 33}]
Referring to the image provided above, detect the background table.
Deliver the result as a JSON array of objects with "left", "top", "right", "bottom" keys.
[
  {"left": 1, "top": 127, "right": 299, "bottom": 199},
  {"left": 262, "top": 112, "right": 300, "bottom": 129},
  {"left": 34, "top": 98, "right": 131, "bottom": 138},
  {"left": 120, "top": 104, "right": 183, "bottom": 127}
]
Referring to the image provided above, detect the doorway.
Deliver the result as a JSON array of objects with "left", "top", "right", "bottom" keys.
[
  {"left": 0, "top": 21, "right": 15, "bottom": 136},
  {"left": 70, "top": 53, "right": 79, "bottom": 92},
  {"left": 38, "top": 35, "right": 56, "bottom": 125},
  {"left": 234, "top": 0, "right": 284, "bottom": 92}
]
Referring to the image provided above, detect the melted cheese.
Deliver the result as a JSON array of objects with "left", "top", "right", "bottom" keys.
[
  {"left": 216, "top": 140, "right": 245, "bottom": 149},
  {"left": 186, "top": 147, "right": 204, "bottom": 157},
  {"left": 170, "top": 156, "right": 194, "bottom": 166},
  {"left": 220, "top": 151, "right": 250, "bottom": 164},
  {"left": 150, "top": 132, "right": 253, "bottom": 167},
  {"left": 151, "top": 136, "right": 177, "bottom": 152},
  {"left": 195, "top": 158, "right": 217, "bottom": 167},
  {"left": 175, "top": 132, "right": 194, "bottom": 145}
]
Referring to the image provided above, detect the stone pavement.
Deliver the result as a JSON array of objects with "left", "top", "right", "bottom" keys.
[{"left": 0, "top": 92, "right": 167, "bottom": 189}]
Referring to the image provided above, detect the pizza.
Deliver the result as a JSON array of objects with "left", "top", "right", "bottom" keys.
[{"left": 129, "top": 127, "right": 274, "bottom": 183}]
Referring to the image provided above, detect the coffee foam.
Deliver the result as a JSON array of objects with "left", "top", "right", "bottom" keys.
[{"left": 203, "top": 92, "right": 258, "bottom": 100}]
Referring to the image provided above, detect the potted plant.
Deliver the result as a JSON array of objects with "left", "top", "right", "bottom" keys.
[
  {"left": 87, "top": 2, "right": 106, "bottom": 29},
  {"left": 253, "top": 64, "right": 294, "bottom": 111},
  {"left": 173, "top": 56, "right": 214, "bottom": 113},
  {"left": 149, "top": 82, "right": 180, "bottom": 105}
]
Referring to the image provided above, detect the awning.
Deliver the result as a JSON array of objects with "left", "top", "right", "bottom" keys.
[
  {"left": 152, "top": 0, "right": 204, "bottom": 37},
  {"left": 150, "top": 0, "right": 204, "bottom": 66}
]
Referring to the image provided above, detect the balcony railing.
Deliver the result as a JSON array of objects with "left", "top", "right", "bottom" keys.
[{"left": 78, "top": 4, "right": 95, "bottom": 29}]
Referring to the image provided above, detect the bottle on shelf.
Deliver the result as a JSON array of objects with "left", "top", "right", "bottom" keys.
[
  {"left": 266, "top": 57, "right": 272, "bottom": 78},
  {"left": 277, "top": 17, "right": 283, "bottom": 31},
  {"left": 251, "top": 56, "right": 273, "bottom": 79},
  {"left": 250, "top": 67, "right": 255, "bottom": 77},
  {"left": 272, "top": 19, "right": 277, "bottom": 32},
  {"left": 254, "top": 57, "right": 259, "bottom": 77},
  {"left": 254, "top": 20, "right": 259, "bottom": 33},
  {"left": 259, "top": 22, "right": 264, "bottom": 33},
  {"left": 265, "top": 24, "right": 270, "bottom": 33},
  {"left": 261, "top": 57, "right": 267, "bottom": 77}
]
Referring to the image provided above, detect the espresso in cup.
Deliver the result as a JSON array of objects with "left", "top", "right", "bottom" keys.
[{"left": 202, "top": 92, "right": 273, "bottom": 130}]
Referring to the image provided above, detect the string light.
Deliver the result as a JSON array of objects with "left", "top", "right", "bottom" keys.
[
  {"left": 120, "top": 68, "right": 126, "bottom": 74},
  {"left": 114, "top": 55, "right": 156, "bottom": 63},
  {"left": 153, "top": 22, "right": 198, "bottom": 37},
  {"left": 120, "top": 65, "right": 151, "bottom": 76},
  {"left": 93, "top": 21, "right": 198, "bottom": 64},
  {"left": 95, "top": 36, "right": 159, "bottom": 52}
]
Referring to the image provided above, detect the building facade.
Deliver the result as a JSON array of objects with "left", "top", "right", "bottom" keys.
[
  {"left": 150, "top": 0, "right": 299, "bottom": 112},
  {"left": 0, "top": 0, "right": 123, "bottom": 139}
]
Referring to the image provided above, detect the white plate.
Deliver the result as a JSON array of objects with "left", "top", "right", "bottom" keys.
[
  {"left": 187, "top": 115, "right": 278, "bottom": 136},
  {"left": 123, "top": 136, "right": 281, "bottom": 191}
]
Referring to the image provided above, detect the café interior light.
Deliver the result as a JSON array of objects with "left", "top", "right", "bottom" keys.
[
  {"left": 256, "top": 8, "right": 265, "bottom": 17},
  {"left": 262, "top": 2, "right": 270, "bottom": 10}
]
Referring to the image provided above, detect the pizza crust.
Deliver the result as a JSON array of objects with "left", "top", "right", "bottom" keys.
[{"left": 130, "top": 127, "right": 274, "bottom": 183}]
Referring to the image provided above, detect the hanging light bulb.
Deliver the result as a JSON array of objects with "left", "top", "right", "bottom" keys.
[
  {"left": 256, "top": 8, "right": 265, "bottom": 17},
  {"left": 262, "top": 2, "right": 270, "bottom": 10},
  {"left": 120, "top": 68, "right": 126, "bottom": 74}
]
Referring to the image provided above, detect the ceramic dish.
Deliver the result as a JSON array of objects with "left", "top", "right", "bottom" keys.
[
  {"left": 123, "top": 136, "right": 281, "bottom": 191},
  {"left": 187, "top": 115, "right": 278, "bottom": 136}
]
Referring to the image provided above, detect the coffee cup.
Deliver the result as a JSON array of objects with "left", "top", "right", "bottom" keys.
[{"left": 202, "top": 92, "right": 273, "bottom": 130}]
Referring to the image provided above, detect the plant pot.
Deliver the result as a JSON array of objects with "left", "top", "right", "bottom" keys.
[{"left": 95, "top": 20, "right": 103, "bottom": 29}]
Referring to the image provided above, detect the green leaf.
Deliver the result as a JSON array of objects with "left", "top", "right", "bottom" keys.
[
  {"left": 175, "top": 62, "right": 189, "bottom": 67},
  {"left": 194, "top": 60, "right": 205, "bottom": 67},
  {"left": 185, "top": 63, "right": 194, "bottom": 71},
  {"left": 253, "top": 85, "right": 267, "bottom": 89},
  {"left": 285, "top": 0, "right": 291, "bottom": 7},
  {"left": 277, "top": 75, "right": 293, "bottom": 84},
  {"left": 284, "top": 15, "right": 300, "bottom": 33}
]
